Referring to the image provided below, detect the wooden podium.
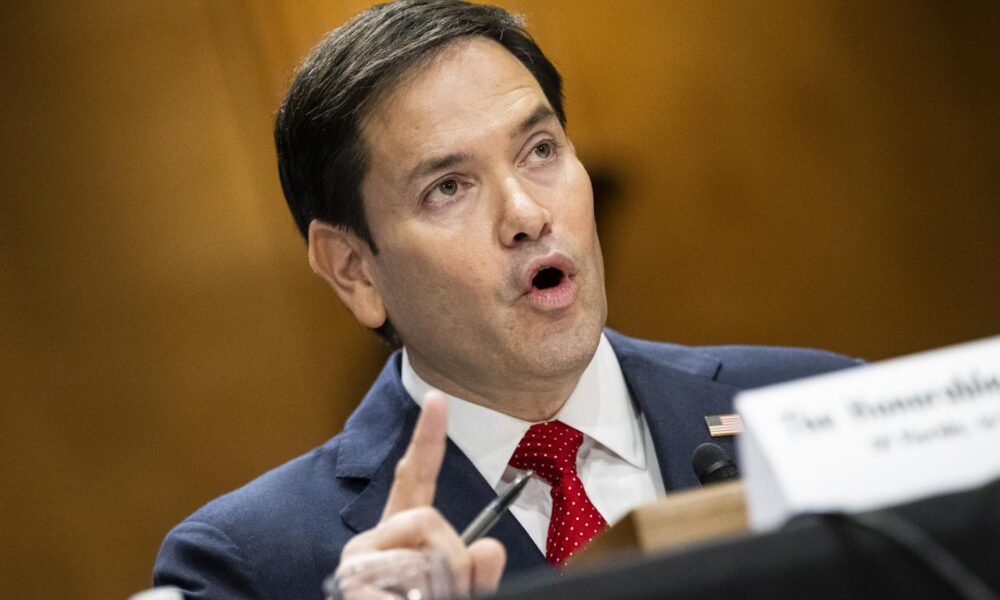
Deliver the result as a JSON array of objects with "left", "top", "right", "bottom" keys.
[{"left": 567, "top": 481, "right": 749, "bottom": 570}]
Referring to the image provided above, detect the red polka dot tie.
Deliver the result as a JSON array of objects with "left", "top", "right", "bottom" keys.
[{"left": 509, "top": 421, "right": 608, "bottom": 566}]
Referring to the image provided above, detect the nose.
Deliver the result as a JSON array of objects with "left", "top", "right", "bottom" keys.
[{"left": 498, "top": 177, "right": 552, "bottom": 247}]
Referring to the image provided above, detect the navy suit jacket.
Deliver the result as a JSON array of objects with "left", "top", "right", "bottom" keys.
[{"left": 154, "top": 330, "right": 861, "bottom": 599}]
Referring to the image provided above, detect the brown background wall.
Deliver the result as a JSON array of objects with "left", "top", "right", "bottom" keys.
[{"left": 2, "top": 1, "right": 997, "bottom": 598}]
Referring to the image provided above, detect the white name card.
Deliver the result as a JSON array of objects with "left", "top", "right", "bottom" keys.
[{"left": 735, "top": 336, "right": 1000, "bottom": 530}]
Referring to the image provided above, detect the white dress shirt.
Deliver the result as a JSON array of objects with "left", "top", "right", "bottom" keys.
[{"left": 402, "top": 333, "right": 665, "bottom": 553}]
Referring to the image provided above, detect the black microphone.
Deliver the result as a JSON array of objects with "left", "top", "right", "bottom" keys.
[{"left": 692, "top": 443, "right": 739, "bottom": 485}]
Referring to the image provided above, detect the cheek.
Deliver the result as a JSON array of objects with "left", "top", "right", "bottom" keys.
[
  {"left": 378, "top": 246, "right": 495, "bottom": 315},
  {"left": 433, "top": 252, "right": 496, "bottom": 301}
]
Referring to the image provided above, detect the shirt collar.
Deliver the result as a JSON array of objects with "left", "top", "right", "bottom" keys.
[
  {"left": 555, "top": 334, "right": 647, "bottom": 471},
  {"left": 401, "top": 333, "right": 646, "bottom": 489}
]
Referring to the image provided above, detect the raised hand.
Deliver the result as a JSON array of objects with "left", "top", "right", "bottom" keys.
[{"left": 332, "top": 392, "right": 506, "bottom": 598}]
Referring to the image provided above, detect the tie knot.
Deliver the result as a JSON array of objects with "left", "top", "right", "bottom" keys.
[{"left": 509, "top": 421, "right": 583, "bottom": 485}]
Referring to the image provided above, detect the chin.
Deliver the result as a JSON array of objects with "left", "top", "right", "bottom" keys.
[{"left": 522, "top": 315, "right": 604, "bottom": 377}]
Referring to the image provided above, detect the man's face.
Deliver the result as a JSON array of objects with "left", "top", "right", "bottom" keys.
[{"left": 357, "top": 37, "right": 606, "bottom": 408}]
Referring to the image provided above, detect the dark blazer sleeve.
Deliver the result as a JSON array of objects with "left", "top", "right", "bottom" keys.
[{"left": 155, "top": 520, "right": 263, "bottom": 600}]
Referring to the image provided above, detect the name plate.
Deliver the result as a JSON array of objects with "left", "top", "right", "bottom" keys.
[{"left": 735, "top": 336, "right": 1000, "bottom": 530}]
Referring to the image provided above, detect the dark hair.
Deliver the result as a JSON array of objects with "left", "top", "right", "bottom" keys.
[{"left": 274, "top": 0, "right": 566, "bottom": 342}]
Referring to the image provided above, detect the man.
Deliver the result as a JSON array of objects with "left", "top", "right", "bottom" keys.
[{"left": 154, "top": 1, "right": 860, "bottom": 598}]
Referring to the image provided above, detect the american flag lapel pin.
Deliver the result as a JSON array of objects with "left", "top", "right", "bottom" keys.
[{"left": 705, "top": 413, "right": 744, "bottom": 437}]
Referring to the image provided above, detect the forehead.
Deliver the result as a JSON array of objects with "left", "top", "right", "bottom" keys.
[{"left": 360, "top": 37, "right": 552, "bottom": 183}]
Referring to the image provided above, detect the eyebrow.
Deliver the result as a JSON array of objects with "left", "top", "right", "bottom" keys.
[
  {"left": 512, "top": 104, "right": 558, "bottom": 139},
  {"left": 404, "top": 152, "right": 472, "bottom": 190},
  {"left": 403, "top": 104, "right": 559, "bottom": 189}
]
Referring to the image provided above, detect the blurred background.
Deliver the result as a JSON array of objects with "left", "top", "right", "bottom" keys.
[{"left": 2, "top": 1, "right": 997, "bottom": 597}]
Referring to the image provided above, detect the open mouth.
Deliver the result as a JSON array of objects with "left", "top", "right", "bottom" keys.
[
  {"left": 520, "top": 253, "right": 577, "bottom": 310},
  {"left": 532, "top": 267, "right": 565, "bottom": 291},
  {"left": 521, "top": 254, "right": 576, "bottom": 310}
]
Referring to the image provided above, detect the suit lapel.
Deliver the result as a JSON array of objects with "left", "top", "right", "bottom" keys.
[
  {"left": 607, "top": 330, "right": 741, "bottom": 490},
  {"left": 336, "top": 355, "right": 418, "bottom": 535},
  {"left": 434, "top": 442, "right": 546, "bottom": 576}
]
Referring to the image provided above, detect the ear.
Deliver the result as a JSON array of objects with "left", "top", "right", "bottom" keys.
[{"left": 308, "top": 220, "right": 386, "bottom": 329}]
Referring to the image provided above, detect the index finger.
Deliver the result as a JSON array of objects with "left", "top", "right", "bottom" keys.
[{"left": 381, "top": 391, "right": 448, "bottom": 519}]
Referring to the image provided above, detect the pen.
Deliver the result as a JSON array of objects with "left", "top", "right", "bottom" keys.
[{"left": 460, "top": 471, "right": 534, "bottom": 545}]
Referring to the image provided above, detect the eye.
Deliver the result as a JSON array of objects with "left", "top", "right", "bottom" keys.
[
  {"left": 437, "top": 179, "right": 459, "bottom": 196},
  {"left": 422, "top": 176, "right": 469, "bottom": 209},
  {"left": 532, "top": 142, "right": 553, "bottom": 159},
  {"left": 520, "top": 139, "right": 559, "bottom": 168}
]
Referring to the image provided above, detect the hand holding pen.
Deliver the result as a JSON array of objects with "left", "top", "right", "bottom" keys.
[{"left": 327, "top": 392, "right": 527, "bottom": 600}]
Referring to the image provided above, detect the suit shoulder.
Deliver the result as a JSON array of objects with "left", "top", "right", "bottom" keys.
[
  {"left": 606, "top": 329, "right": 862, "bottom": 386},
  {"left": 704, "top": 344, "right": 863, "bottom": 388},
  {"left": 187, "top": 435, "right": 366, "bottom": 541},
  {"left": 155, "top": 438, "right": 359, "bottom": 598},
  {"left": 186, "top": 440, "right": 345, "bottom": 531}
]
